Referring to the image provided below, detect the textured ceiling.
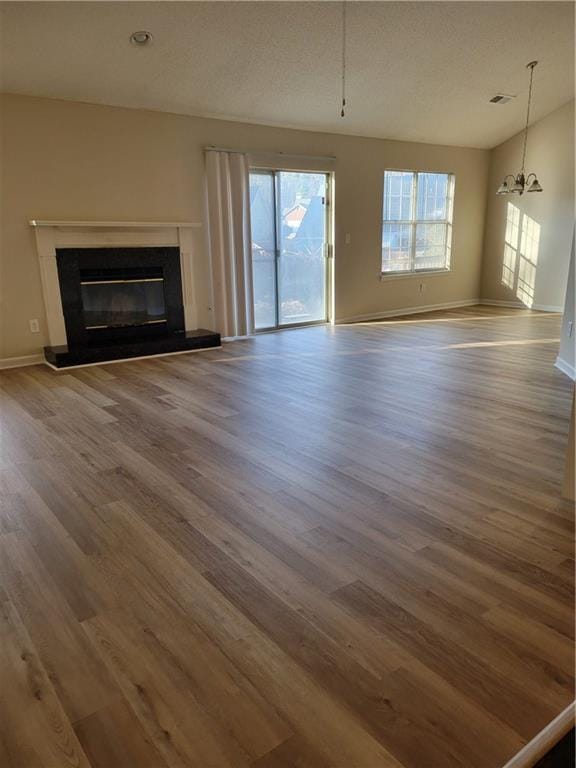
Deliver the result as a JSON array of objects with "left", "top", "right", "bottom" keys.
[{"left": 1, "top": 1, "right": 574, "bottom": 149}]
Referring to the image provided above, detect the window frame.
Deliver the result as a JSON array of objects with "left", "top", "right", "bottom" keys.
[{"left": 380, "top": 169, "right": 455, "bottom": 278}]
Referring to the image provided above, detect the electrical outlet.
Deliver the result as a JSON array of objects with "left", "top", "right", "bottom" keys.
[
  {"left": 345, "top": 233, "right": 351, "bottom": 245},
  {"left": 29, "top": 319, "right": 40, "bottom": 333},
  {"left": 568, "top": 320, "right": 573, "bottom": 337}
]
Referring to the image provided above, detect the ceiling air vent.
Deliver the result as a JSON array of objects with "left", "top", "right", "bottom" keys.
[{"left": 489, "top": 94, "right": 516, "bottom": 105}]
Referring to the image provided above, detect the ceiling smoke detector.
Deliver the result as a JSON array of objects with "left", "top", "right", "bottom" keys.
[
  {"left": 489, "top": 93, "right": 516, "bottom": 104},
  {"left": 130, "top": 31, "right": 153, "bottom": 46}
]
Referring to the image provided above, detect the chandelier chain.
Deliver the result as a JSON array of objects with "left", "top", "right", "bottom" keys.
[
  {"left": 521, "top": 62, "right": 536, "bottom": 174},
  {"left": 341, "top": 1, "right": 347, "bottom": 117}
]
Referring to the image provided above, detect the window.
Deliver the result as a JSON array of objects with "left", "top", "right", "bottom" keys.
[{"left": 381, "top": 170, "right": 454, "bottom": 274}]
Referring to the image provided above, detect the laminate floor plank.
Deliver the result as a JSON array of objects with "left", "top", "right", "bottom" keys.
[
  {"left": 0, "top": 584, "right": 91, "bottom": 768},
  {"left": 0, "top": 534, "right": 116, "bottom": 723},
  {"left": 73, "top": 699, "right": 170, "bottom": 768},
  {"left": 0, "top": 306, "right": 573, "bottom": 767}
]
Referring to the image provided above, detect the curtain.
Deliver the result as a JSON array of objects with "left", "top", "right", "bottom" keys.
[{"left": 205, "top": 151, "right": 254, "bottom": 338}]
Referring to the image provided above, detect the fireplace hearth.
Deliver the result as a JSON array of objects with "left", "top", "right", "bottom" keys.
[{"left": 44, "top": 245, "right": 220, "bottom": 367}]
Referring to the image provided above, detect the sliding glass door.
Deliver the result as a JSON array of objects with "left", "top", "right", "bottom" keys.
[{"left": 249, "top": 170, "right": 330, "bottom": 331}]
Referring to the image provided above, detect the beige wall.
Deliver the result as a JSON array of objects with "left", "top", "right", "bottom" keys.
[
  {"left": 557, "top": 232, "right": 575, "bottom": 377},
  {"left": 481, "top": 100, "right": 575, "bottom": 310},
  {"left": 0, "top": 93, "right": 489, "bottom": 360}
]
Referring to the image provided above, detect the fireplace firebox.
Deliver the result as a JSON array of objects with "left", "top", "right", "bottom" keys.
[{"left": 44, "top": 246, "right": 220, "bottom": 367}]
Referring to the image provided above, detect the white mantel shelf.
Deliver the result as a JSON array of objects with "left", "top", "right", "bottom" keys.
[{"left": 30, "top": 220, "right": 202, "bottom": 228}]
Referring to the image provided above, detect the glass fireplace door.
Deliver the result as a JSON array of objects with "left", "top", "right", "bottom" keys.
[{"left": 80, "top": 275, "right": 167, "bottom": 330}]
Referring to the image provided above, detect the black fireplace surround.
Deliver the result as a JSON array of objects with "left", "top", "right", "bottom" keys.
[{"left": 44, "top": 247, "right": 220, "bottom": 368}]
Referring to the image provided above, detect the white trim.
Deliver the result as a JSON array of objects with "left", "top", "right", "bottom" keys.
[
  {"left": 480, "top": 299, "right": 524, "bottom": 308},
  {"left": 177, "top": 226, "right": 199, "bottom": 335},
  {"left": 481, "top": 299, "right": 563, "bottom": 313},
  {"left": 42, "top": 345, "right": 222, "bottom": 371},
  {"left": 334, "top": 299, "right": 480, "bottom": 325},
  {"left": 0, "top": 354, "right": 44, "bottom": 370},
  {"left": 29, "top": 220, "right": 201, "bottom": 229},
  {"left": 532, "top": 303, "right": 564, "bottom": 313},
  {"left": 501, "top": 702, "right": 574, "bottom": 768},
  {"left": 555, "top": 356, "right": 576, "bottom": 380},
  {"left": 380, "top": 269, "right": 451, "bottom": 282}
]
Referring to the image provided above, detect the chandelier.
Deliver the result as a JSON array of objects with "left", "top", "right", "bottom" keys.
[{"left": 496, "top": 61, "right": 543, "bottom": 196}]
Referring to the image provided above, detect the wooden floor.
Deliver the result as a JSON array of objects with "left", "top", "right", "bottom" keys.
[{"left": 0, "top": 305, "right": 574, "bottom": 768}]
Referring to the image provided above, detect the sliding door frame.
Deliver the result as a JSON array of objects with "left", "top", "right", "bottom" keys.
[{"left": 249, "top": 168, "right": 333, "bottom": 333}]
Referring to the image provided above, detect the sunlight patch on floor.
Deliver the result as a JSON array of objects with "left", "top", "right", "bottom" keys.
[{"left": 214, "top": 337, "right": 560, "bottom": 363}]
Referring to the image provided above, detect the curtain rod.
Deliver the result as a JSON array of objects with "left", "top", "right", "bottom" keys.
[{"left": 204, "top": 146, "right": 336, "bottom": 162}]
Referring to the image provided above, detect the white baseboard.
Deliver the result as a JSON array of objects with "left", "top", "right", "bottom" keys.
[
  {"left": 502, "top": 702, "right": 574, "bottom": 768},
  {"left": 480, "top": 299, "right": 524, "bottom": 308},
  {"left": 533, "top": 303, "right": 564, "bottom": 313},
  {"left": 555, "top": 356, "right": 576, "bottom": 381},
  {"left": 334, "top": 299, "right": 481, "bottom": 325},
  {"left": 0, "top": 353, "right": 44, "bottom": 370},
  {"left": 481, "top": 298, "right": 563, "bottom": 313}
]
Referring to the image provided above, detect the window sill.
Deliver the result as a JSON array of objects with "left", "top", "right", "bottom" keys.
[{"left": 380, "top": 269, "right": 452, "bottom": 282}]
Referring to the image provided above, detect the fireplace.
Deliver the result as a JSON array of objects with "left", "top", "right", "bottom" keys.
[
  {"left": 43, "top": 244, "right": 220, "bottom": 367},
  {"left": 56, "top": 246, "right": 186, "bottom": 345}
]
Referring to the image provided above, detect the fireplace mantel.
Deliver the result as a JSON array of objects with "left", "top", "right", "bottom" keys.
[
  {"left": 30, "top": 220, "right": 202, "bottom": 229},
  {"left": 30, "top": 220, "right": 203, "bottom": 349}
]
